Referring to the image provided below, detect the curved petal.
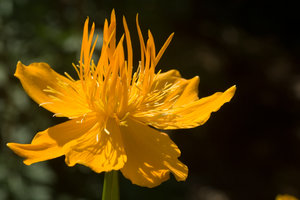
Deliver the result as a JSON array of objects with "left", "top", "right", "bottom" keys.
[
  {"left": 120, "top": 118, "right": 188, "bottom": 188},
  {"left": 7, "top": 142, "right": 63, "bottom": 166},
  {"left": 15, "top": 62, "right": 90, "bottom": 118},
  {"left": 152, "top": 70, "right": 182, "bottom": 90},
  {"left": 173, "top": 76, "right": 200, "bottom": 107},
  {"left": 135, "top": 85, "right": 236, "bottom": 130},
  {"left": 65, "top": 118, "right": 127, "bottom": 173},
  {"left": 7, "top": 114, "right": 97, "bottom": 165},
  {"left": 152, "top": 70, "right": 200, "bottom": 105},
  {"left": 170, "top": 85, "right": 236, "bottom": 129}
]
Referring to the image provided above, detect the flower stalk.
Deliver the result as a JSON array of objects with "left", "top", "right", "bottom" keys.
[{"left": 102, "top": 171, "right": 119, "bottom": 200}]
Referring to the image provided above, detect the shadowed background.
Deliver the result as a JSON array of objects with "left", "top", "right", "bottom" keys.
[{"left": 0, "top": 0, "right": 300, "bottom": 199}]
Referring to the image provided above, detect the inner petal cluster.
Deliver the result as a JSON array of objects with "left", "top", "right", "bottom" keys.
[{"left": 68, "top": 12, "right": 175, "bottom": 124}]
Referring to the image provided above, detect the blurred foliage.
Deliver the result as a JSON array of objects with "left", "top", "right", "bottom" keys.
[{"left": 0, "top": 0, "right": 300, "bottom": 200}]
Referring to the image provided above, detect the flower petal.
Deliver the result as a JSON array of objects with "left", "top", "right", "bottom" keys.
[
  {"left": 7, "top": 114, "right": 97, "bottom": 165},
  {"left": 65, "top": 118, "right": 127, "bottom": 173},
  {"left": 136, "top": 85, "right": 236, "bottom": 130},
  {"left": 15, "top": 62, "right": 90, "bottom": 118},
  {"left": 152, "top": 70, "right": 199, "bottom": 105},
  {"left": 152, "top": 70, "right": 181, "bottom": 90},
  {"left": 169, "top": 85, "right": 236, "bottom": 129},
  {"left": 173, "top": 76, "right": 200, "bottom": 107},
  {"left": 7, "top": 142, "right": 63, "bottom": 166},
  {"left": 120, "top": 118, "right": 188, "bottom": 188}
]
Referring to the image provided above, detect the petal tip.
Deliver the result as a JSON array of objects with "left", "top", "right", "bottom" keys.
[
  {"left": 6, "top": 142, "right": 17, "bottom": 150},
  {"left": 193, "top": 75, "right": 200, "bottom": 84},
  {"left": 23, "top": 160, "right": 33, "bottom": 166},
  {"left": 14, "top": 61, "right": 25, "bottom": 77},
  {"left": 170, "top": 32, "right": 175, "bottom": 38},
  {"left": 228, "top": 85, "right": 237, "bottom": 96},
  {"left": 220, "top": 85, "right": 236, "bottom": 105}
]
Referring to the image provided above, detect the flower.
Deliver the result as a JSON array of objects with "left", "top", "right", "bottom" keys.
[
  {"left": 276, "top": 195, "right": 299, "bottom": 200},
  {"left": 7, "top": 10, "right": 236, "bottom": 187}
]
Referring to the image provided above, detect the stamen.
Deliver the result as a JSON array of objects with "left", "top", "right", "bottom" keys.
[
  {"left": 48, "top": 95, "right": 63, "bottom": 102},
  {"left": 80, "top": 113, "right": 87, "bottom": 123},
  {"left": 43, "top": 87, "right": 64, "bottom": 96},
  {"left": 96, "top": 133, "right": 99, "bottom": 142},
  {"left": 104, "top": 128, "right": 110, "bottom": 135},
  {"left": 64, "top": 72, "right": 75, "bottom": 81},
  {"left": 53, "top": 113, "right": 63, "bottom": 117},
  {"left": 39, "top": 102, "right": 54, "bottom": 106}
]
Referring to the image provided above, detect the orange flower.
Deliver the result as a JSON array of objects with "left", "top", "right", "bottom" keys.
[
  {"left": 276, "top": 194, "right": 299, "bottom": 200},
  {"left": 7, "top": 10, "right": 236, "bottom": 187}
]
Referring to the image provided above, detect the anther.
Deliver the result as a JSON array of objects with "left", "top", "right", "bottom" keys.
[
  {"left": 104, "top": 128, "right": 110, "bottom": 135},
  {"left": 39, "top": 102, "right": 53, "bottom": 106}
]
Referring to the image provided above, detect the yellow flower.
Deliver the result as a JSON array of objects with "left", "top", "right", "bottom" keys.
[
  {"left": 7, "top": 10, "right": 236, "bottom": 187},
  {"left": 276, "top": 194, "right": 299, "bottom": 200}
]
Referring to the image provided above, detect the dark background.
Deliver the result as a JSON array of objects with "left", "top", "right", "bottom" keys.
[{"left": 1, "top": 0, "right": 300, "bottom": 199}]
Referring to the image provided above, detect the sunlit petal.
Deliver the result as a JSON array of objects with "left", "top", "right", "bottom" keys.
[
  {"left": 65, "top": 118, "right": 127, "bottom": 173},
  {"left": 7, "top": 114, "right": 97, "bottom": 165},
  {"left": 15, "top": 62, "right": 91, "bottom": 118},
  {"left": 151, "top": 69, "right": 200, "bottom": 106},
  {"left": 135, "top": 85, "right": 236, "bottom": 130},
  {"left": 120, "top": 118, "right": 188, "bottom": 187}
]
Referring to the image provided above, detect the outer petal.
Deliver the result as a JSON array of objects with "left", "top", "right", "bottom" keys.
[
  {"left": 120, "top": 118, "right": 188, "bottom": 188},
  {"left": 152, "top": 70, "right": 182, "bottom": 90},
  {"left": 170, "top": 85, "right": 236, "bottom": 129},
  {"left": 152, "top": 70, "right": 199, "bottom": 105},
  {"left": 15, "top": 62, "right": 90, "bottom": 118},
  {"left": 136, "top": 85, "right": 236, "bottom": 130},
  {"left": 65, "top": 118, "right": 127, "bottom": 173},
  {"left": 7, "top": 114, "right": 97, "bottom": 165}
]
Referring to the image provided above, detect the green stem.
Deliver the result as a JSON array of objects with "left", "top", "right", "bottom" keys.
[{"left": 102, "top": 171, "right": 119, "bottom": 200}]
